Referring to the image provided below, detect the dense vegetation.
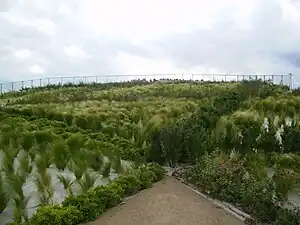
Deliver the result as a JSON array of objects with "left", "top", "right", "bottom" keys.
[
  {"left": 0, "top": 79, "right": 299, "bottom": 225},
  {"left": 151, "top": 80, "right": 300, "bottom": 224}
]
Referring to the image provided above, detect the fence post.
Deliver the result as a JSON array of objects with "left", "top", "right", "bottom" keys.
[
  {"left": 48, "top": 78, "right": 50, "bottom": 85},
  {"left": 31, "top": 80, "right": 33, "bottom": 88},
  {"left": 22, "top": 81, "right": 24, "bottom": 89},
  {"left": 11, "top": 82, "right": 14, "bottom": 91},
  {"left": 39, "top": 79, "right": 41, "bottom": 87},
  {"left": 0, "top": 83, "right": 2, "bottom": 94},
  {"left": 289, "top": 73, "right": 293, "bottom": 90},
  {"left": 95, "top": 76, "right": 98, "bottom": 83},
  {"left": 84, "top": 76, "right": 87, "bottom": 83}
]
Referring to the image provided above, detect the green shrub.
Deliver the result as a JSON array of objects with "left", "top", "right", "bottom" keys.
[
  {"left": 28, "top": 205, "right": 83, "bottom": 225},
  {"left": 276, "top": 208, "right": 300, "bottom": 225},
  {"left": 62, "top": 192, "right": 104, "bottom": 222},
  {"left": 239, "top": 177, "right": 279, "bottom": 222},
  {"left": 186, "top": 151, "right": 300, "bottom": 224},
  {"left": 147, "top": 163, "right": 166, "bottom": 182},
  {"left": 93, "top": 183, "right": 124, "bottom": 209},
  {"left": 133, "top": 166, "right": 156, "bottom": 189},
  {"left": 114, "top": 175, "right": 141, "bottom": 196}
]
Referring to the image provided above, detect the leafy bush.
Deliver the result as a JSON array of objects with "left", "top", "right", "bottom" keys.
[
  {"left": 276, "top": 208, "right": 300, "bottom": 225},
  {"left": 114, "top": 175, "right": 141, "bottom": 196},
  {"left": 186, "top": 151, "right": 300, "bottom": 224},
  {"left": 28, "top": 205, "right": 83, "bottom": 225},
  {"left": 147, "top": 163, "right": 166, "bottom": 182},
  {"left": 62, "top": 189, "right": 103, "bottom": 222},
  {"left": 132, "top": 165, "right": 156, "bottom": 189},
  {"left": 92, "top": 183, "right": 124, "bottom": 208}
]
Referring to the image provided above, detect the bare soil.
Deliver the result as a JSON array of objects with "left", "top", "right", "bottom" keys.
[{"left": 88, "top": 177, "right": 245, "bottom": 225}]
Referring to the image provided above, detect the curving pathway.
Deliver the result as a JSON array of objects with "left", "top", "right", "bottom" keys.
[{"left": 88, "top": 177, "right": 245, "bottom": 225}]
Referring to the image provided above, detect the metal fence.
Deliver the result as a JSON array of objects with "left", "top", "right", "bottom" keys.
[{"left": 0, "top": 73, "right": 294, "bottom": 94}]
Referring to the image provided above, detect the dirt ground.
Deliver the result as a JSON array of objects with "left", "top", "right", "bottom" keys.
[{"left": 88, "top": 177, "right": 245, "bottom": 225}]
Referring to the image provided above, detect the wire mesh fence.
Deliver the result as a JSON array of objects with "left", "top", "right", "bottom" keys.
[{"left": 0, "top": 73, "right": 293, "bottom": 94}]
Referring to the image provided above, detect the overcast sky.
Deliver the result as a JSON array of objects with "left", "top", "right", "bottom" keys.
[{"left": 0, "top": 0, "right": 300, "bottom": 86}]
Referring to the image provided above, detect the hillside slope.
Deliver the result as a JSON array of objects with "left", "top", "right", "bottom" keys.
[{"left": 0, "top": 79, "right": 299, "bottom": 225}]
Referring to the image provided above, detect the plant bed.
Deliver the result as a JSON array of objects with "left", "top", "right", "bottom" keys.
[{"left": 5, "top": 164, "right": 166, "bottom": 225}]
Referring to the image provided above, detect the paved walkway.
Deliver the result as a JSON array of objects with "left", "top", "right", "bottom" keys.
[{"left": 88, "top": 177, "right": 245, "bottom": 225}]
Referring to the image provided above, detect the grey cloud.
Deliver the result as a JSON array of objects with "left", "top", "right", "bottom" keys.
[
  {"left": 1, "top": 0, "right": 300, "bottom": 88},
  {"left": 151, "top": 0, "right": 300, "bottom": 79},
  {"left": 0, "top": 0, "right": 16, "bottom": 12},
  {"left": 0, "top": 0, "right": 153, "bottom": 81},
  {"left": 279, "top": 52, "right": 300, "bottom": 68}
]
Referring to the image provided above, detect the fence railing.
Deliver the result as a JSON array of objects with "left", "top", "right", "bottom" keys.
[{"left": 0, "top": 73, "right": 293, "bottom": 94}]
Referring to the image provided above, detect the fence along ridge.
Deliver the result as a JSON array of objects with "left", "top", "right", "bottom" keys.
[{"left": 0, "top": 73, "right": 293, "bottom": 93}]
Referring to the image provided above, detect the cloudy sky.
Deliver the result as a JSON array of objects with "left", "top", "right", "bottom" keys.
[{"left": 0, "top": 0, "right": 300, "bottom": 86}]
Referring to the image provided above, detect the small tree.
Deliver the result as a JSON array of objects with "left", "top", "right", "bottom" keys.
[
  {"left": 8, "top": 171, "right": 30, "bottom": 223},
  {"left": 57, "top": 174, "right": 74, "bottom": 196},
  {"left": 0, "top": 172, "right": 9, "bottom": 213},
  {"left": 52, "top": 139, "right": 69, "bottom": 171},
  {"left": 78, "top": 172, "right": 97, "bottom": 193}
]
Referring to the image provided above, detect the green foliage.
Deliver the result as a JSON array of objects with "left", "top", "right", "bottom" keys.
[
  {"left": 92, "top": 183, "right": 124, "bottom": 209},
  {"left": 21, "top": 132, "right": 35, "bottom": 151},
  {"left": 0, "top": 172, "right": 9, "bottom": 213},
  {"left": 7, "top": 171, "right": 30, "bottom": 223},
  {"left": 59, "top": 165, "right": 164, "bottom": 224},
  {"left": 12, "top": 195, "right": 30, "bottom": 223},
  {"left": 276, "top": 208, "right": 300, "bottom": 225},
  {"left": 186, "top": 151, "right": 300, "bottom": 224},
  {"left": 78, "top": 172, "right": 97, "bottom": 193},
  {"left": 1, "top": 147, "right": 16, "bottom": 175},
  {"left": 132, "top": 165, "right": 155, "bottom": 189},
  {"left": 29, "top": 205, "right": 83, "bottom": 225},
  {"left": 101, "top": 161, "right": 111, "bottom": 178},
  {"left": 57, "top": 174, "right": 74, "bottom": 196},
  {"left": 62, "top": 191, "right": 102, "bottom": 222},
  {"left": 114, "top": 174, "right": 141, "bottom": 196},
  {"left": 51, "top": 139, "right": 69, "bottom": 171},
  {"left": 150, "top": 88, "right": 248, "bottom": 166},
  {"left": 281, "top": 121, "right": 300, "bottom": 154},
  {"left": 19, "top": 151, "right": 32, "bottom": 176},
  {"left": 146, "top": 163, "right": 166, "bottom": 182},
  {"left": 33, "top": 170, "right": 54, "bottom": 206},
  {"left": 1, "top": 79, "right": 298, "bottom": 225}
]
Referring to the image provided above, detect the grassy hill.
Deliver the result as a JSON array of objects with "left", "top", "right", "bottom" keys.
[{"left": 0, "top": 79, "right": 299, "bottom": 225}]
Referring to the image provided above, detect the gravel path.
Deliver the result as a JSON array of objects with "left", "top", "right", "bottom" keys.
[{"left": 88, "top": 177, "right": 245, "bottom": 225}]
